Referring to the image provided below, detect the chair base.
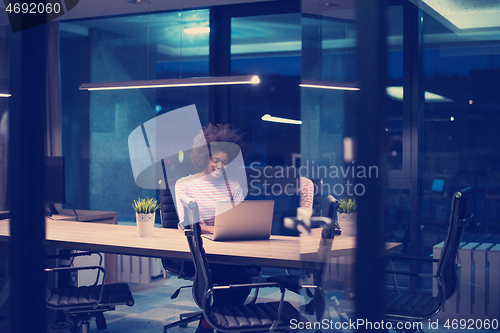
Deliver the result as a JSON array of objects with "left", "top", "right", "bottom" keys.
[
  {"left": 63, "top": 311, "right": 107, "bottom": 333},
  {"left": 163, "top": 311, "right": 203, "bottom": 333}
]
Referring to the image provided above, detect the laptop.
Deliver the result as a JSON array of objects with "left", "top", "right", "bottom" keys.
[{"left": 203, "top": 200, "right": 274, "bottom": 241}]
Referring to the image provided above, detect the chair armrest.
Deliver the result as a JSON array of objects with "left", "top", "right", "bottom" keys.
[
  {"left": 45, "top": 265, "right": 106, "bottom": 287},
  {"left": 386, "top": 267, "right": 439, "bottom": 293},
  {"left": 211, "top": 281, "right": 284, "bottom": 291},
  {"left": 390, "top": 255, "right": 439, "bottom": 263},
  {"left": 385, "top": 269, "right": 420, "bottom": 277},
  {"left": 47, "top": 251, "right": 104, "bottom": 284},
  {"left": 386, "top": 269, "right": 436, "bottom": 278}
]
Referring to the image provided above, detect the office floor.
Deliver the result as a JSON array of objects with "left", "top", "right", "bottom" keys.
[
  {"left": 40, "top": 275, "right": 498, "bottom": 333},
  {"left": 47, "top": 275, "right": 324, "bottom": 333}
]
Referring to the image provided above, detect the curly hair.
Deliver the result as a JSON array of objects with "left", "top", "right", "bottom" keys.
[{"left": 190, "top": 123, "right": 244, "bottom": 171}]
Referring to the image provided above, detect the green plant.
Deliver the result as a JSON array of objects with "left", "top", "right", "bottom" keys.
[
  {"left": 132, "top": 197, "right": 160, "bottom": 214},
  {"left": 338, "top": 197, "right": 357, "bottom": 214}
]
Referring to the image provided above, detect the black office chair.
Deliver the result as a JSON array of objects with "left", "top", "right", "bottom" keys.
[
  {"left": 45, "top": 251, "right": 134, "bottom": 333},
  {"left": 159, "top": 187, "right": 203, "bottom": 332},
  {"left": 179, "top": 195, "right": 311, "bottom": 332},
  {"left": 159, "top": 187, "right": 196, "bottom": 281},
  {"left": 383, "top": 187, "right": 473, "bottom": 332},
  {"left": 159, "top": 187, "right": 263, "bottom": 332},
  {"left": 268, "top": 195, "right": 340, "bottom": 321}
]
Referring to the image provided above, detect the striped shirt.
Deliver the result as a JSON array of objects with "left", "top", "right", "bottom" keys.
[
  {"left": 299, "top": 177, "right": 314, "bottom": 212},
  {"left": 175, "top": 175, "right": 244, "bottom": 226},
  {"left": 175, "top": 175, "right": 314, "bottom": 225}
]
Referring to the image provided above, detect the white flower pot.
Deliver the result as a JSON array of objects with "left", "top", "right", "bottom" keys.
[
  {"left": 136, "top": 212, "right": 155, "bottom": 237},
  {"left": 337, "top": 212, "right": 357, "bottom": 237}
]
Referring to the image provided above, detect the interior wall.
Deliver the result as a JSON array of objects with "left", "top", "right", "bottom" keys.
[
  {"left": 88, "top": 28, "right": 158, "bottom": 221},
  {"left": 61, "top": 34, "right": 91, "bottom": 210}
]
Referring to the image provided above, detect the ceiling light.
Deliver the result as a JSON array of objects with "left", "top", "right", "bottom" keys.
[
  {"left": 262, "top": 114, "right": 302, "bottom": 125},
  {"left": 299, "top": 79, "right": 359, "bottom": 91},
  {"left": 184, "top": 27, "right": 210, "bottom": 34},
  {"left": 386, "top": 86, "right": 453, "bottom": 102},
  {"left": 410, "top": 0, "right": 500, "bottom": 30},
  {"left": 80, "top": 75, "right": 260, "bottom": 91},
  {"left": 0, "top": 93, "right": 11, "bottom": 98}
]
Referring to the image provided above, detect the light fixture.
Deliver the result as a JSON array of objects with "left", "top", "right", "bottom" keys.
[
  {"left": 410, "top": 0, "right": 500, "bottom": 30},
  {"left": 0, "top": 93, "right": 11, "bottom": 98},
  {"left": 299, "top": 79, "right": 360, "bottom": 91},
  {"left": 386, "top": 86, "right": 453, "bottom": 103},
  {"left": 262, "top": 114, "right": 302, "bottom": 125},
  {"left": 79, "top": 75, "right": 260, "bottom": 91},
  {"left": 184, "top": 27, "right": 210, "bottom": 34},
  {"left": 79, "top": 5, "right": 256, "bottom": 92}
]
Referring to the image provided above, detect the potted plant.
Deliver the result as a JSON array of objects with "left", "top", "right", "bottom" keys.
[
  {"left": 337, "top": 197, "right": 357, "bottom": 236},
  {"left": 132, "top": 197, "right": 160, "bottom": 237}
]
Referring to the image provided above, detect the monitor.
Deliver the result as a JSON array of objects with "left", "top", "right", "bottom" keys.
[
  {"left": 45, "top": 156, "right": 65, "bottom": 214},
  {"left": 431, "top": 178, "right": 445, "bottom": 192}
]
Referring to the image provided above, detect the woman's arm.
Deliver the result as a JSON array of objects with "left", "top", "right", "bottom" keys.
[{"left": 200, "top": 224, "right": 214, "bottom": 234}]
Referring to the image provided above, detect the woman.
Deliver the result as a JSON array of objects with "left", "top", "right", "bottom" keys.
[
  {"left": 175, "top": 123, "right": 245, "bottom": 233},
  {"left": 175, "top": 123, "right": 251, "bottom": 333}
]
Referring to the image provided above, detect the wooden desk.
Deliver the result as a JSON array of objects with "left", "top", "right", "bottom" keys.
[
  {"left": 0, "top": 219, "right": 402, "bottom": 269},
  {"left": 2, "top": 210, "right": 118, "bottom": 284}
]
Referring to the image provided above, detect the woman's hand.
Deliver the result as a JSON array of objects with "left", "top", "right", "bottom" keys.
[{"left": 200, "top": 224, "right": 214, "bottom": 234}]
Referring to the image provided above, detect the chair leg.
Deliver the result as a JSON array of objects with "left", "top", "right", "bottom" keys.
[
  {"left": 163, "top": 311, "right": 203, "bottom": 332},
  {"left": 95, "top": 312, "right": 107, "bottom": 331},
  {"left": 80, "top": 319, "right": 90, "bottom": 333}
]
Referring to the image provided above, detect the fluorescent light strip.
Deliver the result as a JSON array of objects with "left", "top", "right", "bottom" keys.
[
  {"left": 300, "top": 79, "right": 360, "bottom": 91},
  {"left": 80, "top": 75, "right": 260, "bottom": 91},
  {"left": 386, "top": 86, "right": 453, "bottom": 102},
  {"left": 0, "top": 93, "right": 11, "bottom": 98},
  {"left": 184, "top": 27, "right": 210, "bottom": 34},
  {"left": 262, "top": 114, "right": 302, "bottom": 125}
]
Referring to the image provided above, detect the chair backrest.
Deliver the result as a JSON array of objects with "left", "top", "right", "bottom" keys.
[
  {"left": 159, "top": 187, "right": 180, "bottom": 229},
  {"left": 436, "top": 187, "right": 472, "bottom": 301},
  {"left": 184, "top": 222, "right": 214, "bottom": 320},
  {"left": 179, "top": 198, "right": 213, "bottom": 313},
  {"left": 323, "top": 195, "right": 340, "bottom": 220},
  {"left": 159, "top": 186, "right": 196, "bottom": 279}
]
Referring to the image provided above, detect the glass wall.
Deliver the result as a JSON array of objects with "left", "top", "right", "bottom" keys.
[
  {"left": 300, "top": 11, "right": 355, "bottom": 203},
  {"left": 384, "top": 5, "right": 412, "bottom": 254},
  {"left": 60, "top": 9, "right": 210, "bottom": 221},
  {"left": 230, "top": 13, "right": 301, "bottom": 167},
  {"left": 421, "top": 7, "right": 500, "bottom": 256}
]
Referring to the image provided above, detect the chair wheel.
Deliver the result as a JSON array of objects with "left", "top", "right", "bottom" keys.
[
  {"left": 69, "top": 317, "right": 80, "bottom": 333},
  {"left": 70, "top": 324, "right": 80, "bottom": 333}
]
